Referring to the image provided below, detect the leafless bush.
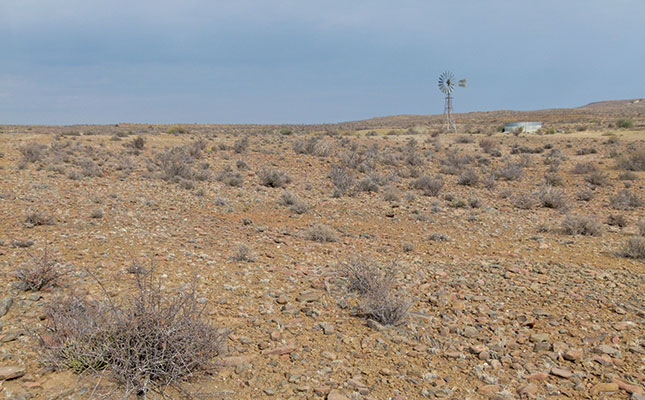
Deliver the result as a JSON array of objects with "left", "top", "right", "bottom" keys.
[
  {"left": 259, "top": 168, "right": 291, "bottom": 188},
  {"left": 561, "top": 215, "right": 602, "bottom": 236},
  {"left": 360, "top": 288, "right": 410, "bottom": 326},
  {"left": 619, "top": 237, "right": 645, "bottom": 259},
  {"left": 571, "top": 162, "right": 597, "bottom": 174},
  {"left": 478, "top": 138, "right": 497, "bottom": 153},
  {"left": 619, "top": 171, "right": 638, "bottom": 181},
  {"left": 279, "top": 191, "right": 310, "bottom": 214},
  {"left": 585, "top": 171, "right": 608, "bottom": 187},
  {"left": 40, "top": 272, "right": 227, "bottom": 396},
  {"left": 637, "top": 219, "right": 645, "bottom": 236},
  {"left": 342, "top": 259, "right": 393, "bottom": 295},
  {"left": 330, "top": 164, "right": 354, "bottom": 197},
  {"left": 412, "top": 175, "right": 444, "bottom": 196},
  {"left": 129, "top": 136, "right": 146, "bottom": 150},
  {"left": 356, "top": 176, "right": 379, "bottom": 193},
  {"left": 610, "top": 190, "right": 643, "bottom": 209},
  {"left": 544, "top": 173, "right": 563, "bottom": 186},
  {"left": 383, "top": 185, "right": 400, "bottom": 202},
  {"left": 155, "top": 147, "right": 194, "bottom": 181},
  {"left": 90, "top": 209, "right": 104, "bottom": 219},
  {"left": 14, "top": 248, "right": 60, "bottom": 291},
  {"left": 230, "top": 243, "right": 256, "bottom": 262},
  {"left": 536, "top": 186, "right": 568, "bottom": 209},
  {"left": 19, "top": 142, "right": 48, "bottom": 163},
  {"left": 458, "top": 169, "right": 479, "bottom": 186},
  {"left": 455, "top": 135, "right": 474, "bottom": 144},
  {"left": 216, "top": 166, "right": 243, "bottom": 187},
  {"left": 440, "top": 151, "right": 473, "bottom": 174},
  {"left": 607, "top": 214, "right": 628, "bottom": 227},
  {"left": 24, "top": 211, "right": 56, "bottom": 227},
  {"left": 187, "top": 139, "right": 207, "bottom": 159},
  {"left": 306, "top": 224, "right": 338, "bottom": 242},
  {"left": 512, "top": 193, "right": 537, "bottom": 209},
  {"left": 494, "top": 162, "right": 523, "bottom": 181},
  {"left": 576, "top": 188, "right": 594, "bottom": 202},
  {"left": 233, "top": 136, "right": 249, "bottom": 153},
  {"left": 616, "top": 148, "right": 645, "bottom": 171}
]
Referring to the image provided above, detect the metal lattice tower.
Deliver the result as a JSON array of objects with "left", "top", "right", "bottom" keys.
[{"left": 438, "top": 71, "right": 466, "bottom": 131}]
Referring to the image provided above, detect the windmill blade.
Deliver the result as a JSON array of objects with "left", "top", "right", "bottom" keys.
[
  {"left": 458, "top": 79, "right": 467, "bottom": 88},
  {"left": 438, "top": 71, "right": 455, "bottom": 94}
]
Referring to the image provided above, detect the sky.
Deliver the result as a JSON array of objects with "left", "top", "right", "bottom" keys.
[{"left": 1, "top": 0, "right": 644, "bottom": 125}]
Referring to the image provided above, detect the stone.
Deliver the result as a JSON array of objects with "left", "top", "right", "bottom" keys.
[
  {"left": 270, "top": 330, "right": 281, "bottom": 341},
  {"left": 296, "top": 290, "right": 321, "bottom": 302},
  {"left": 478, "top": 384, "right": 501, "bottom": 396},
  {"left": 550, "top": 367, "right": 573, "bottom": 379},
  {"left": 462, "top": 326, "right": 479, "bottom": 338},
  {"left": 264, "top": 344, "right": 297, "bottom": 355},
  {"left": 594, "top": 344, "right": 620, "bottom": 356},
  {"left": 612, "top": 378, "right": 645, "bottom": 395},
  {"left": 327, "top": 389, "right": 350, "bottom": 400},
  {"left": 563, "top": 349, "right": 583, "bottom": 361},
  {"left": 530, "top": 333, "right": 549, "bottom": 343},
  {"left": 0, "top": 365, "right": 26, "bottom": 380},
  {"left": 321, "top": 351, "right": 337, "bottom": 360},
  {"left": 518, "top": 383, "right": 538, "bottom": 397},
  {"left": 525, "top": 372, "right": 549, "bottom": 381},
  {"left": 215, "top": 356, "right": 253, "bottom": 367},
  {"left": 0, "top": 297, "right": 13, "bottom": 318},
  {"left": 590, "top": 382, "right": 619, "bottom": 395}
]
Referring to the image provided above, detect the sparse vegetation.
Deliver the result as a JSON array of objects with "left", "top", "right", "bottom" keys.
[
  {"left": 14, "top": 248, "right": 60, "bottom": 291},
  {"left": 259, "top": 167, "right": 291, "bottom": 188},
  {"left": 306, "top": 224, "right": 338, "bottom": 242},
  {"left": 561, "top": 214, "right": 602, "bottom": 236},
  {"left": 40, "top": 272, "right": 227, "bottom": 396}
]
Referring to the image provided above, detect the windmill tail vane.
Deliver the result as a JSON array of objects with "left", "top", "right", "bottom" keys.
[{"left": 437, "top": 71, "right": 466, "bottom": 132}]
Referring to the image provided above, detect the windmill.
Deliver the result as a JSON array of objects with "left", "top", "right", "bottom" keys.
[{"left": 438, "top": 71, "right": 466, "bottom": 131}]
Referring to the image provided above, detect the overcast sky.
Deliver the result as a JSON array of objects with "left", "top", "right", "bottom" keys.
[{"left": 1, "top": 0, "right": 644, "bottom": 124}]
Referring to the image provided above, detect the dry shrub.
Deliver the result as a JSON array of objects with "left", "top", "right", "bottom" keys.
[
  {"left": 356, "top": 176, "right": 379, "bottom": 193},
  {"left": 637, "top": 219, "right": 645, "bottom": 236},
  {"left": 383, "top": 185, "right": 400, "bottom": 202},
  {"left": 329, "top": 164, "right": 354, "bottom": 197},
  {"left": 561, "top": 215, "right": 602, "bottom": 236},
  {"left": 40, "top": 272, "right": 227, "bottom": 396},
  {"left": 571, "top": 162, "right": 597, "bottom": 174},
  {"left": 341, "top": 259, "right": 410, "bottom": 326},
  {"left": 585, "top": 171, "right": 609, "bottom": 187},
  {"left": 279, "top": 191, "right": 309, "bottom": 214},
  {"left": 233, "top": 136, "right": 249, "bottom": 154},
  {"left": 610, "top": 190, "right": 643, "bottom": 209},
  {"left": 306, "top": 224, "right": 338, "bottom": 242},
  {"left": 230, "top": 243, "right": 256, "bottom": 262},
  {"left": 216, "top": 166, "right": 243, "bottom": 187},
  {"left": 155, "top": 147, "right": 194, "bottom": 181},
  {"left": 607, "top": 214, "right": 628, "bottom": 228},
  {"left": 620, "top": 238, "right": 645, "bottom": 259},
  {"left": 15, "top": 248, "right": 60, "bottom": 291},
  {"left": 512, "top": 192, "right": 537, "bottom": 209},
  {"left": 576, "top": 188, "right": 594, "bottom": 202},
  {"left": 494, "top": 162, "right": 523, "bottom": 181},
  {"left": 342, "top": 259, "right": 393, "bottom": 295},
  {"left": 478, "top": 138, "right": 497, "bottom": 153},
  {"left": 19, "top": 142, "right": 48, "bottom": 163},
  {"left": 536, "top": 186, "right": 568, "bottom": 209},
  {"left": 413, "top": 175, "right": 444, "bottom": 196},
  {"left": 259, "top": 168, "right": 291, "bottom": 188},
  {"left": 458, "top": 169, "right": 479, "bottom": 186},
  {"left": 616, "top": 147, "right": 645, "bottom": 171},
  {"left": 24, "top": 211, "right": 56, "bottom": 227}
]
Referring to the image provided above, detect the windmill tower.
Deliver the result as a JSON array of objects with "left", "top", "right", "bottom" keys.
[{"left": 438, "top": 71, "right": 466, "bottom": 131}]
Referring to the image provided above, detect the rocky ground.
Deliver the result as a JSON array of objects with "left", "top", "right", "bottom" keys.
[{"left": 0, "top": 122, "right": 643, "bottom": 399}]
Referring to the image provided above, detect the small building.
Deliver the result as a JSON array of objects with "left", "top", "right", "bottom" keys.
[{"left": 503, "top": 121, "right": 542, "bottom": 133}]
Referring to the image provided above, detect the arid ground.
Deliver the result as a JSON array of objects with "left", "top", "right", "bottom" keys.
[{"left": 0, "top": 100, "right": 644, "bottom": 399}]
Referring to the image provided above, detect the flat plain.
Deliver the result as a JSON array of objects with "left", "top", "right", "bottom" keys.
[{"left": 0, "top": 100, "right": 644, "bottom": 399}]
